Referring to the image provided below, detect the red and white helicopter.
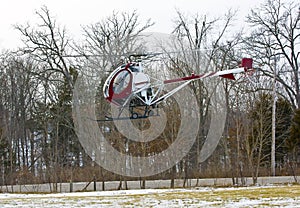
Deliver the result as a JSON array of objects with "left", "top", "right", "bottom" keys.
[{"left": 102, "top": 55, "right": 254, "bottom": 120}]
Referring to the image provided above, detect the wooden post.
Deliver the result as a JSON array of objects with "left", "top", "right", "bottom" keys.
[{"left": 93, "top": 175, "right": 96, "bottom": 191}]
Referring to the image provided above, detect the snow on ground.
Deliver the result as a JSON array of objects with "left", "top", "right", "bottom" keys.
[{"left": 0, "top": 185, "right": 299, "bottom": 207}]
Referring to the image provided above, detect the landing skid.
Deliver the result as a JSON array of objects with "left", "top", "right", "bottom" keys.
[
  {"left": 95, "top": 114, "right": 159, "bottom": 122},
  {"left": 96, "top": 105, "right": 159, "bottom": 122},
  {"left": 96, "top": 115, "right": 159, "bottom": 122}
]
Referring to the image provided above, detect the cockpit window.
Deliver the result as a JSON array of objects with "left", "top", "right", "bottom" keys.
[
  {"left": 113, "top": 70, "right": 131, "bottom": 94},
  {"left": 129, "top": 66, "right": 139, "bottom": 72}
]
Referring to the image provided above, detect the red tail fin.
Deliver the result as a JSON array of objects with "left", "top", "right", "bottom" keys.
[{"left": 241, "top": 58, "right": 253, "bottom": 70}]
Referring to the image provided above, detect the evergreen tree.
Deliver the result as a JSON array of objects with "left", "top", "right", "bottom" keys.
[
  {"left": 247, "top": 93, "right": 293, "bottom": 175},
  {"left": 287, "top": 109, "right": 300, "bottom": 162}
]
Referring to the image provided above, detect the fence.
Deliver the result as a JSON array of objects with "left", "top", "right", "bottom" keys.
[{"left": 0, "top": 176, "right": 298, "bottom": 193}]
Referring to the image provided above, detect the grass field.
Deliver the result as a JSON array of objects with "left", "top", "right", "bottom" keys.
[{"left": 0, "top": 185, "right": 299, "bottom": 207}]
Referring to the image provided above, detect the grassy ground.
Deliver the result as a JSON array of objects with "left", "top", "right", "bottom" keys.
[{"left": 0, "top": 185, "right": 299, "bottom": 207}]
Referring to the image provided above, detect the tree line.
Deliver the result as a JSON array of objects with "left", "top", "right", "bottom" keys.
[{"left": 0, "top": 0, "right": 299, "bottom": 191}]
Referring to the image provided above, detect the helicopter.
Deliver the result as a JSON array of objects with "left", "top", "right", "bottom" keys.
[{"left": 102, "top": 55, "right": 254, "bottom": 121}]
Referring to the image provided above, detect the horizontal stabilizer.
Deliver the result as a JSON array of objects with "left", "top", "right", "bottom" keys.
[{"left": 220, "top": 73, "right": 235, "bottom": 80}]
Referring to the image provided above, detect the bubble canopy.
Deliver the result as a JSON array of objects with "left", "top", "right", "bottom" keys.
[{"left": 103, "top": 63, "right": 148, "bottom": 106}]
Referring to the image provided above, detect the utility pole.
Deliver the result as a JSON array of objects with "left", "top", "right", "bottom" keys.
[{"left": 271, "top": 56, "right": 277, "bottom": 176}]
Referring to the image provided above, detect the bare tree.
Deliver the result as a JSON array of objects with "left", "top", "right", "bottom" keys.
[
  {"left": 244, "top": 0, "right": 299, "bottom": 179},
  {"left": 167, "top": 9, "right": 246, "bottom": 182},
  {"left": 245, "top": 0, "right": 300, "bottom": 109},
  {"left": 77, "top": 10, "right": 154, "bottom": 187},
  {"left": 15, "top": 6, "right": 74, "bottom": 87},
  {"left": 246, "top": 93, "right": 273, "bottom": 183},
  {"left": 0, "top": 51, "right": 41, "bottom": 188},
  {"left": 78, "top": 10, "right": 154, "bottom": 69},
  {"left": 14, "top": 6, "right": 82, "bottom": 191}
]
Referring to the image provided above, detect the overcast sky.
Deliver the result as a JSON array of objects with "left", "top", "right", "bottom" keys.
[{"left": 0, "top": 0, "right": 264, "bottom": 49}]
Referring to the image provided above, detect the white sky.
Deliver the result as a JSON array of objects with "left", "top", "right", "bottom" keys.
[{"left": 0, "top": 0, "right": 264, "bottom": 50}]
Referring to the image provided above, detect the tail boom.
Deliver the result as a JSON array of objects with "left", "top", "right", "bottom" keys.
[{"left": 164, "top": 58, "right": 253, "bottom": 83}]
